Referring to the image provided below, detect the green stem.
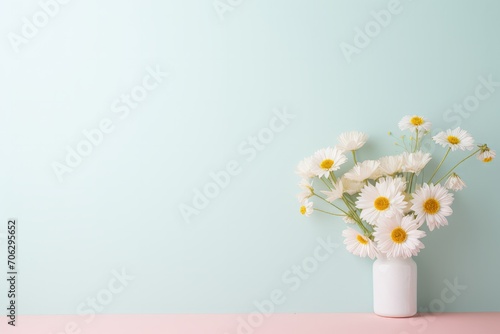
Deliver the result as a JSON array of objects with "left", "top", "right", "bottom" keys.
[
  {"left": 435, "top": 149, "right": 480, "bottom": 184},
  {"left": 344, "top": 194, "right": 360, "bottom": 212},
  {"left": 417, "top": 130, "right": 428, "bottom": 151},
  {"left": 352, "top": 150, "right": 358, "bottom": 164},
  {"left": 353, "top": 215, "right": 371, "bottom": 236},
  {"left": 407, "top": 173, "right": 414, "bottom": 193},
  {"left": 313, "top": 193, "right": 349, "bottom": 216},
  {"left": 357, "top": 222, "right": 370, "bottom": 236},
  {"left": 329, "top": 171, "right": 337, "bottom": 185},
  {"left": 428, "top": 147, "right": 451, "bottom": 183},
  {"left": 341, "top": 195, "right": 371, "bottom": 237},
  {"left": 342, "top": 196, "right": 356, "bottom": 213},
  {"left": 320, "top": 177, "right": 333, "bottom": 190},
  {"left": 343, "top": 193, "right": 356, "bottom": 206},
  {"left": 413, "top": 130, "right": 419, "bottom": 153},
  {"left": 314, "top": 208, "right": 344, "bottom": 217}
]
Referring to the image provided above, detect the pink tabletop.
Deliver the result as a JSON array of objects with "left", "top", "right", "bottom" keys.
[{"left": 2, "top": 313, "right": 499, "bottom": 334}]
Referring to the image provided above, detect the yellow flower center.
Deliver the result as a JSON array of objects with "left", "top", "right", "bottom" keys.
[
  {"left": 391, "top": 227, "right": 407, "bottom": 244},
  {"left": 374, "top": 196, "right": 390, "bottom": 211},
  {"left": 423, "top": 198, "right": 440, "bottom": 214},
  {"left": 483, "top": 157, "right": 493, "bottom": 163},
  {"left": 410, "top": 116, "right": 424, "bottom": 126},
  {"left": 447, "top": 135, "right": 460, "bottom": 145},
  {"left": 320, "top": 159, "right": 334, "bottom": 170},
  {"left": 300, "top": 206, "right": 307, "bottom": 215},
  {"left": 356, "top": 235, "right": 368, "bottom": 245}
]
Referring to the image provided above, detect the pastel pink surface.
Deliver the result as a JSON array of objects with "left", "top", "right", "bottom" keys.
[{"left": 1, "top": 313, "right": 499, "bottom": 334}]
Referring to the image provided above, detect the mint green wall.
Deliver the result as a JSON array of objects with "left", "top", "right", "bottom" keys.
[{"left": 0, "top": 0, "right": 499, "bottom": 314}]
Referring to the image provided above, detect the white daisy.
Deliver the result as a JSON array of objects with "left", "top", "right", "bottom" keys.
[
  {"left": 378, "top": 155, "right": 404, "bottom": 176},
  {"left": 297, "top": 179, "right": 314, "bottom": 203},
  {"left": 444, "top": 173, "right": 466, "bottom": 192},
  {"left": 299, "top": 200, "right": 314, "bottom": 217},
  {"left": 342, "top": 227, "right": 378, "bottom": 259},
  {"left": 310, "top": 147, "right": 347, "bottom": 178},
  {"left": 337, "top": 131, "right": 368, "bottom": 151},
  {"left": 477, "top": 149, "right": 496, "bottom": 163},
  {"left": 344, "top": 160, "right": 380, "bottom": 182},
  {"left": 373, "top": 214, "right": 426, "bottom": 259},
  {"left": 296, "top": 157, "right": 315, "bottom": 179},
  {"left": 402, "top": 151, "right": 432, "bottom": 175},
  {"left": 355, "top": 177, "right": 407, "bottom": 226},
  {"left": 378, "top": 176, "right": 406, "bottom": 193},
  {"left": 341, "top": 177, "right": 365, "bottom": 195},
  {"left": 411, "top": 183, "right": 454, "bottom": 231},
  {"left": 398, "top": 115, "right": 432, "bottom": 133},
  {"left": 368, "top": 167, "right": 385, "bottom": 180},
  {"left": 321, "top": 179, "right": 344, "bottom": 202},
  {"left": 433, "top": 127, "right": 475, "bottom": 151}
]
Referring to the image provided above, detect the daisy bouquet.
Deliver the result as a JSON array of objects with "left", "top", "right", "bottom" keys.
[{"left": 296, "top": 116, "right": 495, "bottom": 259}]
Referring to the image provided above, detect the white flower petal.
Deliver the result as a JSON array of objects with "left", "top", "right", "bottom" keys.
[
  {"left": 401, "top": 151, "right": 432, "bottom": 175},
  {"left": 337, "top": 131, "right": 368, "bottom": 151},
  {"left": 477, "top": 149, "right": 495, "bottom": 163},
  {"left": 296, "top": 157, "right": 315, "bottom": 179},
  {"left": 444, "top": 173, "right": 466, "bottom": 191},
  {"left": 321, "top": 179, "right": 344, "bottom": 202},
  {"left": 299, "top": 200, "right": 314, "bottom": 217},
  {"left": 398, "top": 115, "right": 432, "bottom": 133},
  {"left": 310, "top": 147, "right": 348, "bottom": 178},
  {"left": 342, "top": 227, "right": 378, "bottom": 259},
  {"left": 432, "top": 127, "right": 475, "bottom": 151},
  {"left": 355, "top": 177, "right": 408, "bottom": 226},
  {"left": 411, "top": 183, "right": 454, "bottom": 231},
  {"left": 373, "top": 215, "right": 426, "bottom": 259},
  {"left": 344, "top": 160, "right": 380, "bottom": 182}
]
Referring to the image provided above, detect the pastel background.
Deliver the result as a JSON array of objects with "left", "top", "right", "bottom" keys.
[{"left": 0, "top": 0, "right": 499, "bottom": 318}]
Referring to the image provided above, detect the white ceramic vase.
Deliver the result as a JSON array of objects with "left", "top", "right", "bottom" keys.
[{"left": 373, "top": 255, "right": 417, "bottom": 317}]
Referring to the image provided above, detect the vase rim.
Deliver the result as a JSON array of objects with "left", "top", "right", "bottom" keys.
[{"left": 376, "top": 255, "right": 415, "bottom": 261}]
